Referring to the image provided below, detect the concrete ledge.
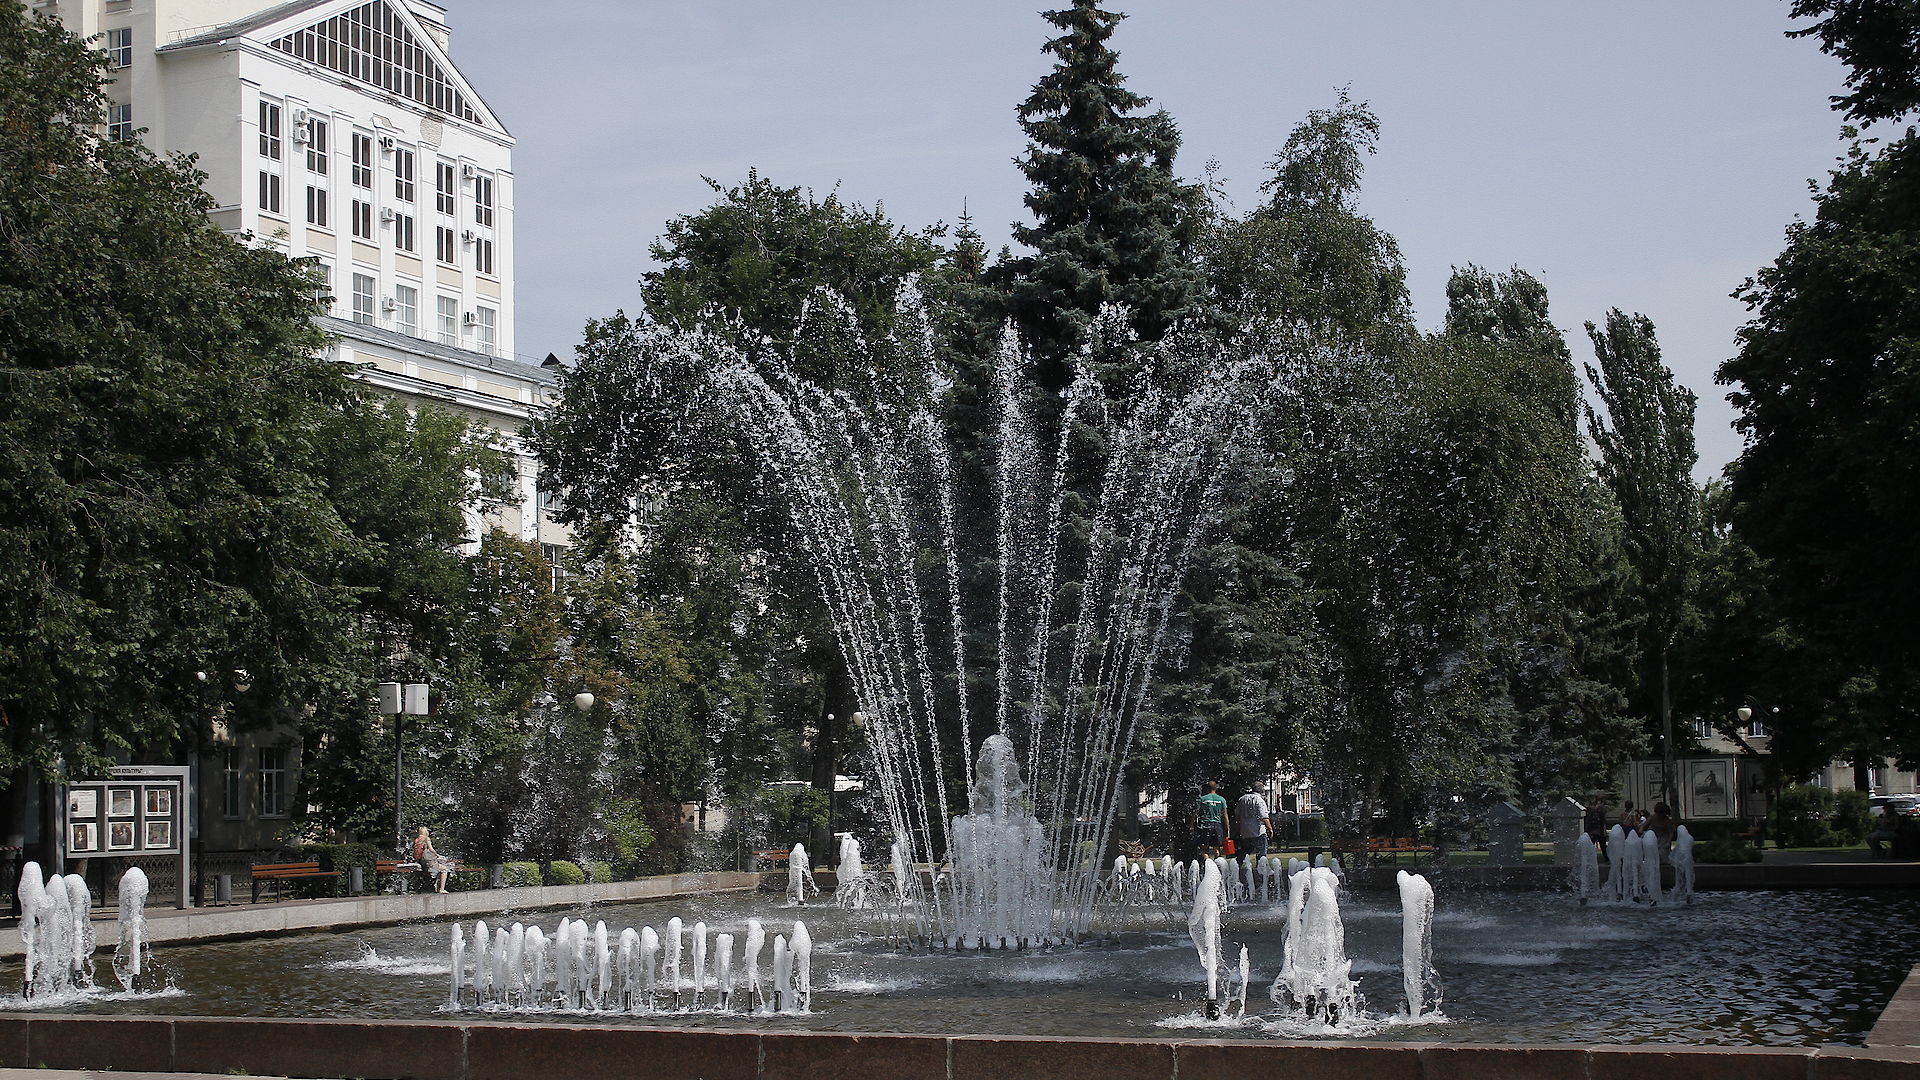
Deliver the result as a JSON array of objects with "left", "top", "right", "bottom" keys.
[
  {"left": 0, "top": 871, "right": 769, "bottom": 960},
  {"left": 0, "top": 1016, "right": 1916, "bottom": 1080}
]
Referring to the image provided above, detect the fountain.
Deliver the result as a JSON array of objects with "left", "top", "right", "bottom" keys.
[
  {"left": 446, "top": 912, "right": 814, "bottom": 1016},
  {"left": 1396, "top": 870, "right": 1439, "bottom": 1019},
  {"left": 679, "top": 289, "right": 1273, "bottom": 944}
]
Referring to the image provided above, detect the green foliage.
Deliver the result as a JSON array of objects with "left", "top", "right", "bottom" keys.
[
  {"left": 299, "top": 842, "right": 377, "bottom": 874},
  {"left": 501, "top": 861, "right": 543, "bottom": 888},
  {"left": 759, "top": 786, "right": 831, "bottom": 849},
  {"left": 1203, "top": 91, "right": 1413, "bottom": 346},
  {"left": 1721, "top": 132, "right": 1920, "bottom": 771},
  {"left": 1787, "top": 0, "right": 1920, "bottom": 125},
  {"left": 1695, "top": 837, "right": 1762, "bottom": 864},
  {"left": 585, "top": 860, "right": 615, "bottom": 884},
  {"left": 1775, "top": 784, "right": 1839, "bottom": 847},
  {"left": 546, "top": 859, "right": 586, "bottom": 886},
  {"left": 1000, "top": 0, "right": 1206, "bottom": 384},
  {"left": 1833, "top": 788, "right": 1874, "bottom": 844},
  {"left": 1583, "top": 310, "right": 1701, "bottom": 798}
]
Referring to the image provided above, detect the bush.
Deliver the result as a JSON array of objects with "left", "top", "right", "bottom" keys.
[
  {"left": 547, "top": 859, "right": 586, "bottom": 886},
  {"left": 450, "top": 867, "right": 486, "bottom": 891},
  {"left": 501, "top": 861, "right": 543, "bottom": 888},
  {"left": 1776, "top": 784, "right": 1837, "bottom": 847},
  {"left": 1833, "top": 789, "right": 1874, "bottom": 845},
  {"left": 1696, "top": 838, "right": 1762, "bottom": 864},
  {"left": 586, "top": 860, "right": 614, "bottom": 884},
  {"left": 297, "top": 842, "right": 377, "bottom": 874}
]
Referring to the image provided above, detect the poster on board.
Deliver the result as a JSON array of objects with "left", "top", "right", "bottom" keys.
[{"left": 1689, "top": 759, "right": 1734, "bottom": 818}]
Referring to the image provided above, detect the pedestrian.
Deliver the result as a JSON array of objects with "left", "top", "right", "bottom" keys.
[
  {"left": 413, "top": 825, "right": 453, "bottom": 894},
  {"left": 1192, "top": 781, "right": 1228, "bottom": 859},
  {"left": 1232, "top": 783, "right": 1273, "bottom": 864}
]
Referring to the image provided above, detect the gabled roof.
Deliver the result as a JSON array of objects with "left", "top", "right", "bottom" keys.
[{"left": 159, "top": 0, "right": 507, "bottom": 136}]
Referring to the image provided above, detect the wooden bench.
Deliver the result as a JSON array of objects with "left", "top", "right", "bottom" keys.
[
  {"left": 374, "top": 858, "right": 420, "bottom": 889},
  {"left": 1364, "top": 836, "right": 1435, "bottom": 863},
  {"left": 377, "top": 857, "right": 471, "bottom": 890},
  {"left": 250, "top": 861, "right": 335, "bottom": 902},
  {"left": 753, "top": 849, "right": 792, "bottom": 867}
]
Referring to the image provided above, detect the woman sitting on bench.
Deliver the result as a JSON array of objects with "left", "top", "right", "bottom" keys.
[{"left": 414, "top": 826, "right": 454, "bottom": 893}]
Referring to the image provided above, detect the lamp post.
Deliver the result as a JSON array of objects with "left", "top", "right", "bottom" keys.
[{"left": 378, "top": 681, "right": 430, "bottom": 857}]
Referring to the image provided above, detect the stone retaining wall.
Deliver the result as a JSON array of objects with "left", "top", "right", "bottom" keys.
[{"left": 0, "top": 1014, "right": 1917, "bottom": 1080}]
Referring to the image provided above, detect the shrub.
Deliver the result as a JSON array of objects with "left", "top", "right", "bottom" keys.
[
  {"left": 586, "top": 860, "right": 614, "bottom": 884},
  {"left": 502, "top": 861, "right": 543, "bottom": 888},
  {"left": 1776, "top": 784, "right": 1837, "bottom": 847},
  {"left": 450, "top": 867, "right": 486, "bottom": 891},
  {"left": 1833, "top": 789, "right": 1874, "bottom": 845},
  {"left": 547, "top": 859, "right": 586, "bottom": 886},
  {"left": 1696, "top": 838, "right": 1762, "bottom": 864}
]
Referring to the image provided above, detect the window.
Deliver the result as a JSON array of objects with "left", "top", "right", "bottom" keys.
[
  {"left": 305, "top": 118, "right": 328, "bottom": 174},
  {"left": 473, "top": 304, "right": 496, "bottom": 355},
  {"left": 104, "top": 27, "right": 132, "bottom": 69},
  {"left": 105, "top": 103, "right": 132, "bottom": 142},
  {"left": 305, "top": 184, "right": 328, "bottom": 227},
  {"left": 394, "top": 212, "right": 415, "bottom": 253},
  {"left": 393, "top": 147, "right": 414, "bottom": 202},
  {"left": 435, "top": 160, "right": 456, "bottom": 215},
  {"left": 350, "top": 198, "right": 372, "bottom": 240},
  {"left": 474, "top": 237, "right": 493, "bottom": 276},
  {"left": 258, "top": 170, "right": 282, "bottom": 216},
  {"left": 393, "top": 283, "right": 418, "bottom": 336},
  {"left": 307, "top": 258, "right": 333, "bottom": 313},
  {"left": 222, "top": 748, "right": 243, "bottom": 819},
  {"left": 258, "top": 747, "right": 289, "bottom": 818},
  {"left": 258, "top": 100, "right": 281, "bottom": 160},
  {"left": 541, "top": 542, "right": 567, "bottom": 593},
  {"left": 435, "top": 225, "right": 457, "bottom": 266},
  {"left": 269, "top": 2, "right": 483, "bottom": 124},
  {"left": 351, "top": 132, "right": 372, "bottom": 188},
  {"left": 351, "top": 272, "right": 375, "bottom": 325},
  {"left": 473, "top": 173, "right": 493, "bottom": 226},
  {"left": 436, "top": 295, "right": 459, "bottom": 346}
]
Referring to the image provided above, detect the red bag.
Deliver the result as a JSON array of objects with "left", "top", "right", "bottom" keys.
[{"left": 1224, "top": 835, "right": 1236, "bottom": 856}]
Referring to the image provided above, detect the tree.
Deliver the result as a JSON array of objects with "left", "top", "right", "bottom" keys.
[
  {"left": 1583, "top": 310, "right": 1701, "bottom": 807},
  {"left": 1787, "top": 0, "right": 1920, "bottom": 125},
  {"left": 1720, "top": 131, "right": 1920, "bottom": 769},
  {"left": 1000, "top": 0, "right": 1206, "bottom": 388},
  {"left": 0, "top": 7, "right": 366, "bottom": 844},
  {"left": 1203, "top": 90, "right": 1414, "bottom": 347}
]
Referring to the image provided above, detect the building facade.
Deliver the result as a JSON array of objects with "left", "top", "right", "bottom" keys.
[{"left": 29, "top": 0, "right": 565, "bottom": 863}]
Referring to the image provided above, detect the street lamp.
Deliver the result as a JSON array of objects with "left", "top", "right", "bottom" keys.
[
  {"left": 1738, "top": 705, "right": 1753, "bottom": 726},
  {"left": 573, "top": 692, "right": 595, "bottom": 713},
  {"left": 377, "top": 681, "right": 430, "bottom": 858}
]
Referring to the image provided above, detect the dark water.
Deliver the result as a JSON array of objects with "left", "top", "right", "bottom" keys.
[{"left": 6, "top": 888, "right": 1917, "bottom": 1045}]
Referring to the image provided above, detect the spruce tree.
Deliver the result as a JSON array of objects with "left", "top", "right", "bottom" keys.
[{"left": 1002, "top": 0, "right": 1205, "bottom": 392}]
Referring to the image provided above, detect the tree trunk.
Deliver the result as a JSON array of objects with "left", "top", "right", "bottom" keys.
[
  {"left": 1854, "top": 751, "right": 1876, "bottom": 793},
  {"left": 809, "top": 665, "right": 845, "bottom": 865},
  {"left": 1659, "top": 647, "right": 1677, "bottom": 815}
]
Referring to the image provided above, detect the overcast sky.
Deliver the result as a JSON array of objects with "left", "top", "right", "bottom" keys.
[{"left": 445, "top": 1, "right": 1851, "bottom": 479}]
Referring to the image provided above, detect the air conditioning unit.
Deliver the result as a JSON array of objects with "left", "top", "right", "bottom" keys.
[
  {"left": 461, "top": 311, "right": 477, "bottom": 326},
  {"left": 379, "top": 207, "right": 395, "bottom": 223},
  {"left": 291, "top": 123, "right": 310, "bottom": 145},
  {"left": 459, "top": 162, "right": 476, "bottom": 180},
  {"left": 461, "top": 229, "right": 477, "bottom": 243},
  {"left": 377, "top": 134, "right": 395, "bottom": 151},
  {"left": 291, "top": 108, "right": 309, "bottom": 127},
  {"left": 381, "top": 296, "right": 397, "bottom": 312}
]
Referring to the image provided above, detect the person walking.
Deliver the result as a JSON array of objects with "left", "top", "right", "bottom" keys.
[
  {"left": 1233, "top": 783, "right": 1273, "bottom": 864},
  {"left": 1193, "top": 781, "right": 1229, "bottom": 859}
]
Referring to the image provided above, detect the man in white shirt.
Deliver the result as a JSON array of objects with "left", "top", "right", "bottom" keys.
[{"left": 1233, "top": 785, "right": 1273, "bottom": 862}]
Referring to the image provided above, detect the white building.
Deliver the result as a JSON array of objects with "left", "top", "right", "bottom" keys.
[{"left": 31, "top": 0, "right": 565, "bottom": 552}]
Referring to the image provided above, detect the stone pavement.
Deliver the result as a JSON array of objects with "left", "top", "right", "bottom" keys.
[{"left": 0, "top": 871, "right": 768, "bottom": 961}]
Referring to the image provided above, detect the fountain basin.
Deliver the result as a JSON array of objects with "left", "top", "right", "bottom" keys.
[{"left": 7, "top": 887, "right": 1920, "bottom": 1048}]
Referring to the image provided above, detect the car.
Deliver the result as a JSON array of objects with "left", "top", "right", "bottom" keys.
[{"left": 1870, "top": 795, "right": 1920, "bottom": 817}]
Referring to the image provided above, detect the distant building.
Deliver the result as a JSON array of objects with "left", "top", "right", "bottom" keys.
[{"left": 27, "top": 0, "right": 567, "bottom": 867}]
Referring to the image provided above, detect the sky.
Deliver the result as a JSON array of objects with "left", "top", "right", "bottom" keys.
[{"left": 445, "top": 1, "right": 1853, "bottom": 480}]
